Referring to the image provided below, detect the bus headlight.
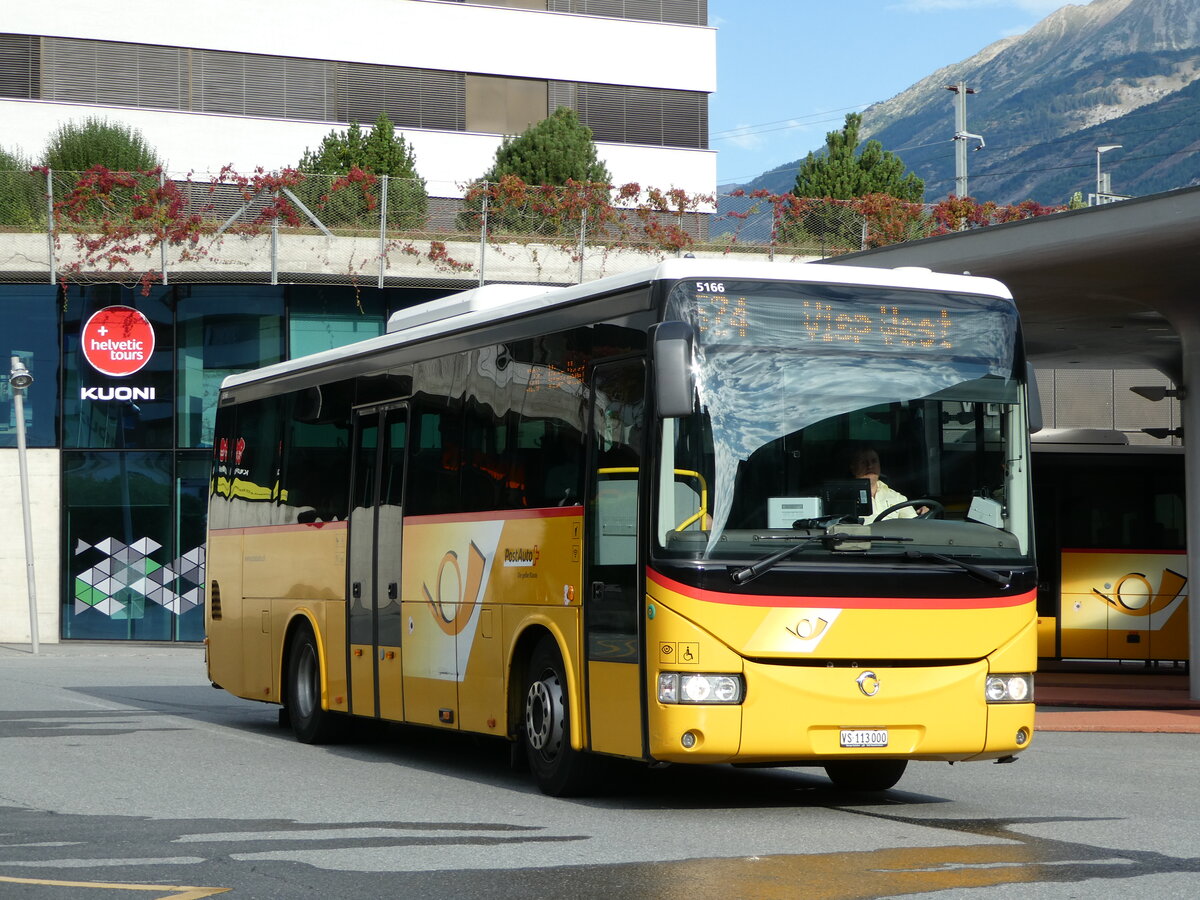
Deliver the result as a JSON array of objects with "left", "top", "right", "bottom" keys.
[
  {"left": 658, "top": 673, "right": 744, "bottom": 705},
  {"left": 985, "top": 673, "right": 1033, "bottom": 703}
]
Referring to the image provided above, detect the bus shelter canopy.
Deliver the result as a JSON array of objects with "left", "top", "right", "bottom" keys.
[
  {"left": 830, "top": 184, "right": 1200, "bottom": 699},
  {"left": 832, "top": 183, "right": 1200, "bottom": 380}
]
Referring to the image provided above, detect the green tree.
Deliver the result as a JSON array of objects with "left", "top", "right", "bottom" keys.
[
  {"left": 479, "top": 107, "right": 610, "bottom": 186},
  {"left": 461, "top": 108, "right": 611, "bottom": 234},
  {"left": 783, "top": 113, "right": 923, "bottom": 250},
  {"left": 297, "top": 113, "right": 428, "bottom": 230},
  {"left": 40, "top": 118, "right": 161, "bottom": 172},
  {"left": 792, "top": 113, "right": 924, "bottom": 201},
  {"left": 0, "top": 146, "right": 42, "bottom": 229}
]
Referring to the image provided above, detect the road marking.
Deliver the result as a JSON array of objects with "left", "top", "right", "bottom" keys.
[
  {"left": 0, "top": 875, "right": 229, "bottom": 898},
  {"left": 1, "top": 857, "right": 206, "bottom": 868}
]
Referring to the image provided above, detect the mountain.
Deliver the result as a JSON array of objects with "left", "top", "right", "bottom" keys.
[{"left": 726, "top": 0, "right": 1200, "bottom": 206}]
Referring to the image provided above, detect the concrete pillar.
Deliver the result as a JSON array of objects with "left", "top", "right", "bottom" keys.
[{"left": 1179, "top": 334, "right": 1200, "bottom": 700}]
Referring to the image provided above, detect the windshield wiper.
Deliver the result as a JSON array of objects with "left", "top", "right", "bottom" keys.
[
  {"left": 902, "top": 549, "right": 1010, "bottom": 587},
  {"left": 730, "top": 532, "right": 911, "bottom": 586}
]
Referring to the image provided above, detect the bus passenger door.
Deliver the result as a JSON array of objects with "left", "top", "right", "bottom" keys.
[
  {"left": 584, "top": 360, "right": 646, "bottom": 758},
  {"left": 348, "top": 403, "right": 408, "bottom": 721}
]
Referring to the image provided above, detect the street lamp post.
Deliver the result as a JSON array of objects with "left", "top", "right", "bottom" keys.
[
  {"left": 10, "top": 356, "right": 38, "bottom": 654},
  {"left": 1096, "top": 144, "right": 1122, "bottom": 202}
]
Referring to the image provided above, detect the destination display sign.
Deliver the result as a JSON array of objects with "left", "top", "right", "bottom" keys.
[{"left": 683, "top": 280, "right": 1015, "bottom": 361}]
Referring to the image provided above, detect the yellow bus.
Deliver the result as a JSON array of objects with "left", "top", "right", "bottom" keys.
[
  {"left": 1032, "top": 429, "right": 1187, "bottom": 663},
  {"left": 205, "top": 259, "right": 1038, "bottom": 795}
]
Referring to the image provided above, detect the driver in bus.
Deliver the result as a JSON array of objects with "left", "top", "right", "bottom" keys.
[{"left": 848, "top": 446, "right": 927, "bottom": 523}]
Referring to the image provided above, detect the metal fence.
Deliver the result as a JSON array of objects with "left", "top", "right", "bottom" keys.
[{"left": 0, "top": 169, "right": 886, "bottom": 289}]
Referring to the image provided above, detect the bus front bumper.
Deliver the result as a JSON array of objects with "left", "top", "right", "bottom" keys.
[{"left": 647, "top": 657, "right": 1035, "bottom": 765}]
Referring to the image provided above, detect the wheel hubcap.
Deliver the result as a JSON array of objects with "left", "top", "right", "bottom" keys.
[{"left": 525, "top": 671, "right": 564, "bottom": 757}]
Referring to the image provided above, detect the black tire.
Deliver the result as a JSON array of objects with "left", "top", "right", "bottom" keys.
[
  {"left": 285, "top": 625, "right": 341, "bottom": 744},
  {"left": 522, "top": 635, "right": 595, "bottom": 797},
  {"left": 824, "top": 759, "right": 908, "bottom": 792}
]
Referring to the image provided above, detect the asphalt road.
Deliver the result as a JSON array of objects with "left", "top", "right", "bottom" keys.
[{"left": 1, "top": 643, "right": 1197, "bottom": 899}]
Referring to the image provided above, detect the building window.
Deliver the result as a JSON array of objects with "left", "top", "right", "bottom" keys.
[
  {"left": 466, "top": 75, "right": 549, "bottom": 136},
  {"left": 0, "top": 284, "right": 59, "bottom": 448},
  {"left": 546, "top": 0, "right": 706, "bottom": 25},
  {"left": 177, "top": 286, "right": 284, "bottom": 450},
  {"left": 61, "top": 450, "right": 179, "bottom": 639},
  {"left": 0, "top": 33, "right": 39, "bottom": 99},
  {"left": 288, "top": 286, "right": 385, "bottom": 359},
  {"left": 13, "top": 33, "right": 707, "bottom": 150},
  {"left": 62, "top": 285, "right": 175, "bottom": 450},
  {"left": 570, "top": 82, "right": 708, "bottom": 149}
]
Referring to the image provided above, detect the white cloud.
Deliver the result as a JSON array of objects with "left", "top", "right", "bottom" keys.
[{"left": 721, "top": 125, "right": 767, "bottom": 150}]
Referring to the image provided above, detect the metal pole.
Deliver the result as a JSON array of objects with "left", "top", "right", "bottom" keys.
[
  {"left": 954, "top": 84, "right": 968, "bottom": 198},
  {"left": 159, "top": 171, "right": 169, "bottom": 286},
  {"left": 1180, "top": 336, "right": 1200, "bottom": 699},
  {"left": 478, "top": 191, "right": 488, "bottom": 287},
  {"left": 46, "top": 169, "right": 56, "bottom": 285},
  {"left": 378, "top": 174, "right": 389, "bottom": 289},
  {"left": 11, "top": 357, "right": 38, "bottom": 654},
  {"left": 578, "top": 207, "right": 587, "bottom": 284},
  {"left": 1095, "top": 145, "right": 1121, "bottom": 205},
  {"left": 946, "top": 83, "right": 977, "bottom": 200},
  {"left": 271, "top": 190, "right": 279, "bottom": 286}
]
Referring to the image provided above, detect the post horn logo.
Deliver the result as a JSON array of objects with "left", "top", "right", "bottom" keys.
[
  {"left": 422, "top": 542, "right": 487, "bottom": 636},
  {"left": 856, "top": 671, "right": 881, "bottom": 697}
]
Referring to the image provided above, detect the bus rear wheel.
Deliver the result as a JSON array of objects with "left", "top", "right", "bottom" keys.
[
  {"left": 286, "top": 624, "right": 341, "bottom": 744},
  {"left": 824, "top": 759, "right": 907, "bottom": 792},
  {"left": 522, "top": 636, "right": 595, "bottom": 797}
]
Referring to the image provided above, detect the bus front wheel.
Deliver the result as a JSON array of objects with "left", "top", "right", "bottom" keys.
[
  {"left": 522, "top": 636, "right": 594, "bottom": 797},
  {"left": 286, "top": 624, "right": 341, "bottom": 744},
  {"left": 824, "top": 759, "right": 907, "bottom": 792}
]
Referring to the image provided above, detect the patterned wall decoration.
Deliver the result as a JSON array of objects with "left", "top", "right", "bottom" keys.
[{"left": 72, "top": 537, "right": 205, "bottom": 619}]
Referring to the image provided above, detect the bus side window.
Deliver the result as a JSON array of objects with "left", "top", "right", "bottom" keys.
[
  {"left": 407, "top": 406, "right": 463, "bottom": 515},
  {"left": 280, "top": 386, "right": 352, "bottom": 524},
  {"left": 534, "top": 427, "right": 584, "bottom": 507},
  {"left": 227, "top": 397, "right": 284, "bottom": 528}
]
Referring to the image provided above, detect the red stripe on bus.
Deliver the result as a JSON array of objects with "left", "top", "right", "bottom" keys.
[
  {"left": 646, "top": 568, "right": 1035, "bottom": 610},
  {"left": 404, "top": 506, "right": 584, "bottom": 525}
]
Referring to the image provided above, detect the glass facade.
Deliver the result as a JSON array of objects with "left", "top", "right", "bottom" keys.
[
  {"left": 1, "top": 284, "right": 60, "bottom": 448},
  {"left": 0, "top": 281, "right": 440, "bottom": 641}
]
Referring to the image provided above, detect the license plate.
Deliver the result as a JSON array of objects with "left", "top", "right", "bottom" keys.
[{"left": 840, "top": 729, "right": 888, "bottom": 748}]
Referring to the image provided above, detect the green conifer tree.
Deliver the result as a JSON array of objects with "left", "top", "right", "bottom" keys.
[
  {"left": 478, "top": 107, "right": 611, "bottom": 186},
  {"left": 297, "top": 113, "right": 428, "bottom": 230},
  {"left": 461, "top": 108, "right": 611, "bottom": 235},
  {"left": 792, "top": 113, "right": 924, "bottom": 202}
]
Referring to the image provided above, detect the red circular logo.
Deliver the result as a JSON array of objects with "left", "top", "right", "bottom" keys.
[{"left": 81, "top": 306, "right": 155, "bottom": 377}]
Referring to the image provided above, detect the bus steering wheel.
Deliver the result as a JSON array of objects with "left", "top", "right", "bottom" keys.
[{"left": 874, "top": 498, "right": 943, "bottom": 521}]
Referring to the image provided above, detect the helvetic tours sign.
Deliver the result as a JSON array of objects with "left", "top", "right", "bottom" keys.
[
  {"left": 82, "top": 306, "right": 155, "bottom": 376},
  {"left": 80, "top": 305, "right": 157, "bottom": 401}
]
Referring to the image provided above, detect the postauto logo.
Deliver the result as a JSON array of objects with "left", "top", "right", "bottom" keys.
[{"left": 79, "top": 306, "right": 157, "bottom": 401}]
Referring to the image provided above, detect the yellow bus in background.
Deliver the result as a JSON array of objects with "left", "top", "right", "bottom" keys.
[
  {"left": 205, "top": 260, "right": 1039, "bottom": 795},
  {"left": 1032, "top": 430, "right": 1188, "bottom": 663}
]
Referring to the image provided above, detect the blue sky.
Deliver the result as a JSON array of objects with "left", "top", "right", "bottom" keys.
[{"left": 710, "top": 0, "right": 1075, "bottom": 186}]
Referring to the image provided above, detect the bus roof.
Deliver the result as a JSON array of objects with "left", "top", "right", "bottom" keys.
[{"left": 220, "top": 259, "right": 1013, "bottom": 395}]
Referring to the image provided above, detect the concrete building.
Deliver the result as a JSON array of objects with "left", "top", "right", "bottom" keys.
[
  {"left": 2, "top": 1, "right": 714, "bottom": 195},
  {"left": 0, "top": 0, "right": 716, "bottom": 643}
]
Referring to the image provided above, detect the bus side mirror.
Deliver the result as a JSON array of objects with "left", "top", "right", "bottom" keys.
[
  {"left": 1026, "top": 362, "right": 1043, "bottom": 434},
  {"left": 651, "top": 321, "right": 695, "bottom": 418}
]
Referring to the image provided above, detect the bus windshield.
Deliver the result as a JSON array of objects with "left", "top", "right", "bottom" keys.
[{"left": 657, "top": 278, "right": 1032, "bottom": 567}]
